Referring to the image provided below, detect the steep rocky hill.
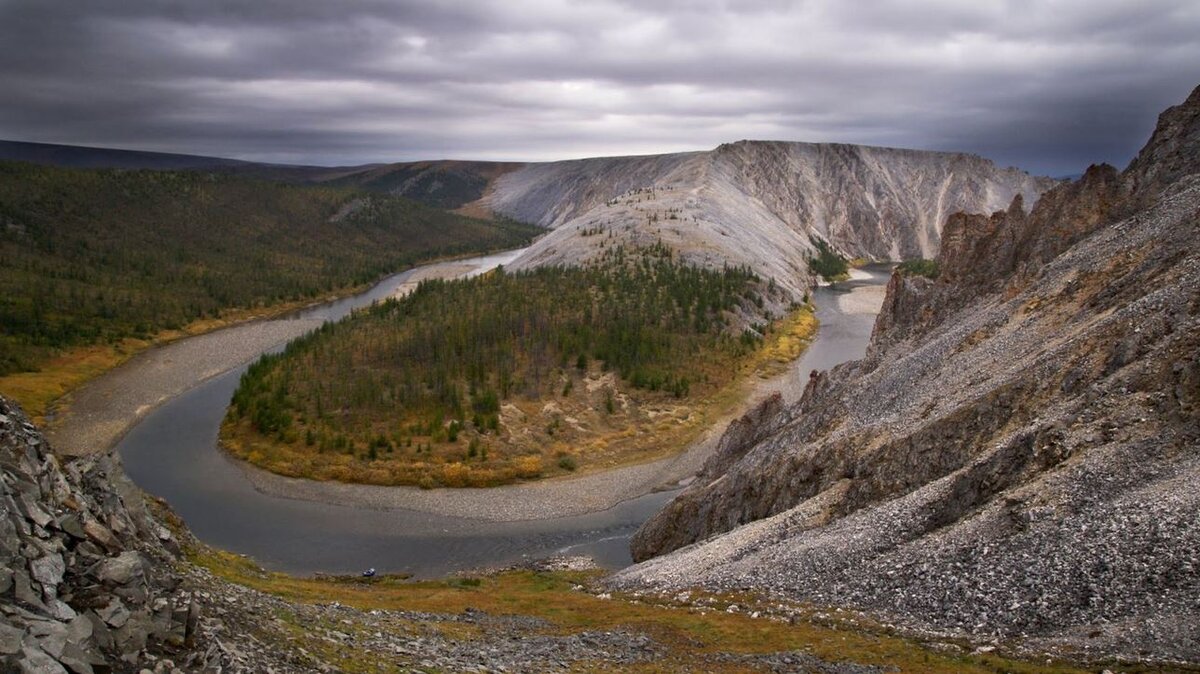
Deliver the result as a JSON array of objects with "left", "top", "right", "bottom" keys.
[
  {"left": 0, "top": 394, "right": 226, "bottom": 671},
  {"left": 616, "top": 87, "right": 1200, "bottom": 661},
  {"left": 3, "top": 137, "right": 1055, "bottom": 300},
  {"left": 491, "top": 142, "right": 1053, "bottom": 297}
]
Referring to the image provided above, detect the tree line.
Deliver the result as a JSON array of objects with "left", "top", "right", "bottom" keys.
[
  {"left": 0, "top": 161, "right": 539, "bottom": 375},
  {"left": 223, "top": 245, "right": 778, "bottom": 487}
]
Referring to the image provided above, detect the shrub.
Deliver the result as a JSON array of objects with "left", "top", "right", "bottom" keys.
[
  {"left": 807, "top": 237, "right": 848, "bottom": 281},
  {"left": 515, "top": 456, "right": 543, "bottom": 478},
  {"left": 897, "top": 258, "right": 940, "bottom": 279}
]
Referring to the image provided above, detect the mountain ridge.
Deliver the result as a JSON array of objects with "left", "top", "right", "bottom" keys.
[
  {"left": 614, "top": 84, "right": 1200, "bottom": 661},
  {"left": 498, "top": 140, "right": 1054, "bottom": 297},
  {"left": 1, "top": 138, "right": 1056, "bottom": 296}
]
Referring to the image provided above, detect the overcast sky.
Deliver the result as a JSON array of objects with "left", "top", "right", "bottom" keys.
[{"left": 1, "top": 0, "right": 1197, "bottom": 176}]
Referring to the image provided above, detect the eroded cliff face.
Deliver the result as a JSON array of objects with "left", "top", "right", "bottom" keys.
[
  {"left": 617, "top": 86, "right": 1200, "bottom": 660},
  {"left": 486, "top": 141, "right": 1052, "bottom": 299}
]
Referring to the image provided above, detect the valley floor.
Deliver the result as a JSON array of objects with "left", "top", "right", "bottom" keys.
[{"left": 46, "top": 259, "right": 887, "bottom": 532}]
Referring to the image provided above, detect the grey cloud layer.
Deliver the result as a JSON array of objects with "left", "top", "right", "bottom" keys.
[{"left": 1, "top": 0, "right": 1197, "bottom": 174}]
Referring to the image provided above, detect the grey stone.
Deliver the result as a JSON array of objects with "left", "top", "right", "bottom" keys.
[
  {"left": 56, "top": 515, "right": 86, "bottom": 541},
  {"left": 0, "top": 621, "right": 24, "bottom": 654},
  {"left": 13, "top": 570, "right": 48, "bottom": 614},
  {"left": 46, "top": 599, "right": 77, "bottom": 623},
  {"left": 113, "top": 610, "right": 151, "bottom": 655},
  {"left": 28, "top": 619, "right": 68, "bottom": 658},
  {"left": 15, "top": 492, "right": 52, "bottom": 529},
  {"left": 58, "top": 642, "right": 96, "bottom": 674},
  {"left": 17, "top": 643, "right": 68, "bottom": 674},
  {"left": 97, "top": 598, "right": 129, "bottom": 629},
  {"left": 94, "top": 551, "right": 143, "bottom": 586},
  {"left": 65, "top": 616, "right": 91, "bottom": 645},
  {"left": 83, "top": 611, "right": 113, "bottom": 652},
  {"left": 30, "top": 554, "right": 65, "bottom": 587}
]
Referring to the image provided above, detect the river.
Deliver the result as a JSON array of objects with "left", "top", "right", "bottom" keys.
[{"left": 114, "top": 254, "right": 890, "bottom": 577}]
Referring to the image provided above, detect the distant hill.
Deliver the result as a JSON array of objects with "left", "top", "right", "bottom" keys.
[
  {"left": 324, "top": 160, "right": 523, "bottom": 210},
  {"left": 0, "top": 160, "right": 540, "bottom": 376},
  {"left": 492, "top": 142, "right": 1057, "bottom": 298},
  {"left": 0, "top": 139, "right": 258, "bottom": 170},
  {"left": 1, "top": 138, "right": 1059, "bottom": 297},
  {"left": 0, "top": 139, "right": 522, "bottom": 210}
]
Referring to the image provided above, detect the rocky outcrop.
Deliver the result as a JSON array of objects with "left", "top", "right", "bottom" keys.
[
  {"left": 869, "top": 162, "right": 1125, "bottom": 354},
  {"left": 1125, "top": 84, "right": 1200, "bottom": 202},
  {"left": 0, "top": 396, "right": 218, "bottom": 672},
  {"left": 631, "top": 393, "right": 788, "bottom": 561},
  {"left": 490, "top": 141, "right": 1054, "bottom": 299},
  {"left": 615, "top": 86, "right": 1200, "bottom": 661}
]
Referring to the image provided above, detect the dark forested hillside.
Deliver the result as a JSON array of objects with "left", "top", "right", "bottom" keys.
[
  {"left": 222, "top": 246, "right": 794, "bottom": 487},
  {"left": 324, "top": 161, "right": 519, "bottom": 209},
  {"left": 0, "top": 161, "right": 540, "bottom": 376}
]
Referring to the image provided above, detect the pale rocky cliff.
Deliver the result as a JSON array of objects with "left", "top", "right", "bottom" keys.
[
  {"left": 615, "top": 86, "right": 1200, "bottom": 661},
  {"left": 485, "top": 142, "right": 1052, "bottom": 297}
]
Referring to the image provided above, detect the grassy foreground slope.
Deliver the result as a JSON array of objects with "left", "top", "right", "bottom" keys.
[
  {"left": 0, "top": 161, "right": 540, "bottom": 383},
  {"left": 222, "top": 245, "right": 807, "bottom": 486},
  {"left": 188, "top": 539, "right": 1100, "bottom": 674}
]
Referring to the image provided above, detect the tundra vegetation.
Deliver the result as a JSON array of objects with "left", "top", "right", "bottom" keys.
[
  {"left": 0, "top": 161, "right": 539, "bottom": 414},
  {"left": 222, "top": 244, "right": 810, "bottom": 487}
]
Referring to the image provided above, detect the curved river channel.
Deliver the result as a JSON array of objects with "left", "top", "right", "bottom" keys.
[{"left": 115, "top": 252, "right": 890, "bottom": 577}]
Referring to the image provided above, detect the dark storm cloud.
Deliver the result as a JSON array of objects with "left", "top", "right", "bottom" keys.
[{"left": 1, "top": 0, "right": 1197, "bottom": 174}]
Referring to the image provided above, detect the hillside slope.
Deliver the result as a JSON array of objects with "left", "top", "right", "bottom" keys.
[
  {"left": 3, "top": 138, "right": 1055, "bottom": 299},
  {"left": 490, "top": 142, "right": 1054, "bottom": 297},
  {"left": 0, "top": 139, "right": 260, "bottom": 171},
  {"left": 0, "top": 162, "right": 539, "bottom": 376},
  {"left": 615, "top": 86, "right": 1200, "bottom": 661}
]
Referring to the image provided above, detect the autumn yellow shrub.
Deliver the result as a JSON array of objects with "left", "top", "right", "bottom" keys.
[
  {"left": 441, "top": 462, "right": 471, "bottom": 487},
  {"left": 514, "top": 455, "right": 543, "bottom": 478}
]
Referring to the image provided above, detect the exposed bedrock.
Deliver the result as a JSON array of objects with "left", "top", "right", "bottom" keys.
[
  {"left": 618, "top": 85, "right": 1200, "bottom": 661},
  {"left": 484, "top": 141, "right": 1053, "bottom": 298}
]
